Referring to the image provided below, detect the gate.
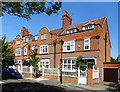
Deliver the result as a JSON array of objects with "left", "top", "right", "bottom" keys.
[{"left": 78, "top": 65, "right": 87, "bottom": 84}]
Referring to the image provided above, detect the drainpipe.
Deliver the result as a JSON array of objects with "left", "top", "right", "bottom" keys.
[
  {"left": 105, "top": 32, "right": 107, "bottom": 62},
  {"left": 53, "top": 40, "right": 57, "bottom": 69}
]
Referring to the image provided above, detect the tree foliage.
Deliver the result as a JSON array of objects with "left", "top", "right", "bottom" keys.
[
  {"left": 0, "top": 35, "right": 14, "bottom": 68},
  {"left": 111, "top": 57, "right": 117, "bottom": 62},
  {"left": 116, "top": 56, "right": 119, "bottom": 62},
  {"left": 1, "top": 1, "right": 62, "bottom": 20},
  {"left": 75, "top": 56, "right": 86, "bottom": 71},
  {"left": 29, "top": 47, "right": 40, "bottom": 77}
]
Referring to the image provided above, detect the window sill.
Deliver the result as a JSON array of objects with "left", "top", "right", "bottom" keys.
[
  {"left": 63, "top": 51, "right": 75, "bottom": 53},
  {"left": 15, "top": 55, "right": 21, "bottom": 57},
  {"left": 24, "top": 55, "right": 27, "bottom": 56},
  {"left": 41, "top": 39, "right": 46, "bottom": 41},
  {"left": 83, "top": 49, "right": 90, "bottom": 52},
  {"left": 39, "top": 53, "right": 48, "bottom": 55}
]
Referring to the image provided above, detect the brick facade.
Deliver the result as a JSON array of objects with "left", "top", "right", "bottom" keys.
[{"left": 8, "top": 10, "right": 111, "bottom": 84}]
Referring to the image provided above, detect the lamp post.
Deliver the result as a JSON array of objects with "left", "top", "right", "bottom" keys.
[{"left": 59, "top": 39, "right": 64, "bottom": 84}]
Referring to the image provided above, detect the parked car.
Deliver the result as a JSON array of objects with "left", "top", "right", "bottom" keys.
[{"left": 2, "top": 68, "right": 22, "bottom": 80}]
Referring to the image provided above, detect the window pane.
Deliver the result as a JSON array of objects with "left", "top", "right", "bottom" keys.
[
  {"left": 63, "top": 41, "right": 75, "bottom": 52},
  {"left": 72, "top": 60, "right": 75, "bottom": 64},
  {"left": 67, "top": 46, "right": 70, "bottom": 50},
  {"left": 85, "top": 46, "right": 89, "bottom": 49},
  {"left": 64, "top": 65, "right": 67, "bottom": 69},
  {"left": 64, "top": 60, "right": 67, "bottom": 64},
  {"left": 68, "top": 65, "right": 71, "bottom": 70},
  {"left": 68, "top": 60, "right": 71, "bottom": 64}
]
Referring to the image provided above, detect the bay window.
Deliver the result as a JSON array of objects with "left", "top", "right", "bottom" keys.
[
  {"left": 62, "top": 59, "right": 76, "bottom": 72},
  {"left": 39, "top": 59, "right": 50, "bottom": 68}
]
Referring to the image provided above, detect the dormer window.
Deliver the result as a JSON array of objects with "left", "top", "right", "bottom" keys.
[
  {"left": 31, "top": 36, "right": 35, "bottom": 41},
  {"left": 22, "top": 37, "right": 25, "bottom": 43},
  {"left": 17, "top": 40, "right": 20, "bottom": 45},
  {"left": 35, "top": 36, "right": 39, "bottom": 40},
  {"left": 83, "top": 25, "right": 94, "bottom": 30},
  {"left": 8, "top": 43, "right": 12, "bottom": 46},
  {"left": 67, "top": 28, "right": 77, "bottom": 34},
  {"left": 26, "top": 37, "right": 29, "bottom": 42},
  {"left": 41, "top": 34, "right": 46, "bottom": 40}
]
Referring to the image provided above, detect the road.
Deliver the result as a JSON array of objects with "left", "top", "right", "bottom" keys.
[{"left": 0, "top": 79, "right": 87, "bottom": 92}]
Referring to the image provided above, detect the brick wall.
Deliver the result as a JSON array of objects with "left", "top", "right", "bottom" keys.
[{"left": 8, "top": 12, "right": 111, "bottom": 84}]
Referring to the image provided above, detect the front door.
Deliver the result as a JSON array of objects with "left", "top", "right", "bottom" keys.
[{"left": 78, "top": 66, "right": 87, "bottom": 84}]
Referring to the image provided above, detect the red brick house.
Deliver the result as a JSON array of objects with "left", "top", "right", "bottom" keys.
[{"left": 8, "top": 10, "right": 112, "bottom": 84}]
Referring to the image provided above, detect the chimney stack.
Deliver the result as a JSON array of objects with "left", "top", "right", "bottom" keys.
[
  {"left": 21, "top": 27, "right": 29, "bottom": 37},
  {"left": 62, "top": 10, "right": 72, "bottom": 29}
]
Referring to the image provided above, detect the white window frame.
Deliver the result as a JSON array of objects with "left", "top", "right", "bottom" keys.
[
  {"left": 84, "top": 38, "right": 90, "bottom": 50},
  {"left": 39, "top": 59, "right": 50, "bottom": 69},
  {"left": 32, "top": 46, "right": 35, "bottom": 50},
  {"left": 63, "top": 40, "right": 75, "bottom": 52},
  {"left": 62, "top": 59, "right": 76, "bottom": 72},
  {"left": 22, "top": 37, "right": 25, "bottom": 43},
  {"left": 17, "top": 40, "right": 20, "bottom": 45},
  {"left": 15, "top": 48, "right": 21, "bottom": 56},
  {"left": 67, "top": 29, "right": 77, "bottom": 34},
  {"left": 24, "top": 47, "right": 27, "bottom": 55},
  {"left": 83, "top": 25, "right": 95, "bottom": 30},
  {"left": 40, "top": 44, "right": 48, "bottom": 54},
  {"left": 41, "top": 34, "right": 47, "bottom": 40},
  {"left": 35, "top": 36, "right": 39, "bottom": 40}
]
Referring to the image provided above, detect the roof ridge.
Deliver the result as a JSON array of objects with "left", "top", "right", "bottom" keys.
[
  {"left": 72, "top": 16, "right": 106, "bottom": 26},
  {"left": 50, "top": 27, "right": 63, "bottom": 32}
]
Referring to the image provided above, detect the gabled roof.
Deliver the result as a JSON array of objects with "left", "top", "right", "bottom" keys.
[
  {"left": 8, "top": 40, "right": 15, "bottom": 43},
  {"left": 50, "top": 16, "right": 106, "bottom": 35},
  {"left": 50, "top": 28, "right": 63, "bottom": 35}
]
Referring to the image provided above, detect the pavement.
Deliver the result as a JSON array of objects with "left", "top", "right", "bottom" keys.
[
  {"left": 1, "top": 75, "right": 120, "bottom": 92},
  {"left": 22, "top": 76, "right": 120, "bottom": 91}
]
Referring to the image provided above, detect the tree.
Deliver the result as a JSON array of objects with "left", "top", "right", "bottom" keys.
[
  {"left": 1, "top": 1, "right": 62, "bottom": 21},
  {"left": 75, "top": 56, "right": 86, "bottom": 71},
  {"left": 0, "top": 35, "right": 14, "bottom": 68},
  {"left": 29, "top": 47, "right": 40, "bottom": 78},
  {"left": 116, "top": 56, "right": 119, "bottom": 62},
  {"left": 111, "top": 57, "right": 117, "bottom": 62}
]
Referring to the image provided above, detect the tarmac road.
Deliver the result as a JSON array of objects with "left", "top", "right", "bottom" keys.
[{"left": 1, "top": 79, "right": 87, "bottom": 92}]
